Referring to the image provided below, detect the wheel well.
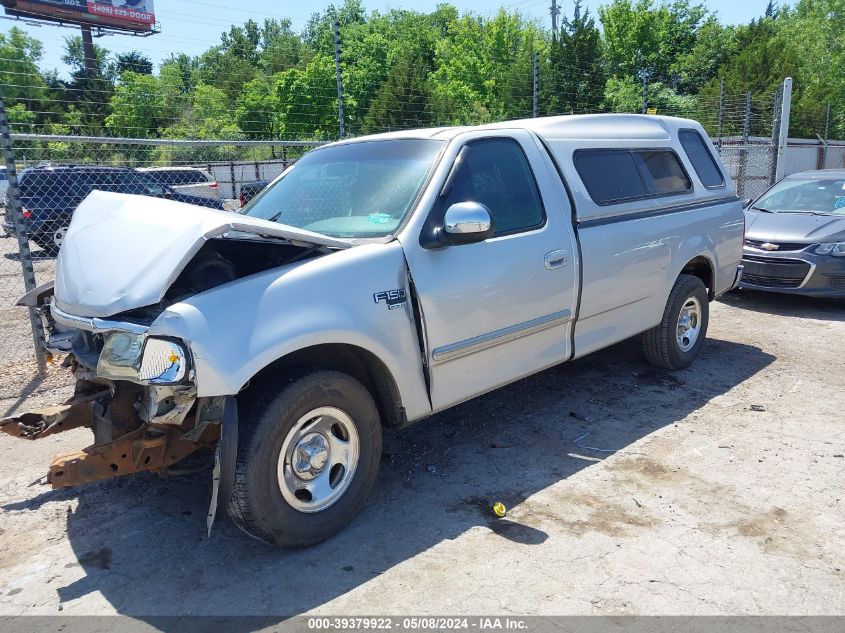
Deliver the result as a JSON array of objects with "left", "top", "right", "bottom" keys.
[
  {"left": 681, "top": 256, "right": 715, "bottom": 300},
  {"left": 243, "top": 343, "right": 406, "bottom": 428}
]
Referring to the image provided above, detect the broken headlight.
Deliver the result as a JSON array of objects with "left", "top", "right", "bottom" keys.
[{"left": 97, "top": 333, "right": 189, "bottom": 385}]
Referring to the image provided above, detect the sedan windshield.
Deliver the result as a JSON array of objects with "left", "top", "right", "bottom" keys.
[
  {"left": 241, "top": 139, "right": 444, "bottom": 238},
  {"left": 753, "top": 177, "right": 845, "bottom": 216}
]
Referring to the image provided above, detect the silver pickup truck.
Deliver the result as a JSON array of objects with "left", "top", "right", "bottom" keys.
[{"left": 2, "top": 114, "right": 744, "bottom": 547}]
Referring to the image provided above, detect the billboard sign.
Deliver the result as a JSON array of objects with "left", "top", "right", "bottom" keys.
[{"left": 2, "top": 0, "right": 156, "bottom": 33}]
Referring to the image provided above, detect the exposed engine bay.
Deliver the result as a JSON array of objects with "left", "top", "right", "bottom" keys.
[{"left": 0, "top": 235, "right": 329, "bottom": 493}]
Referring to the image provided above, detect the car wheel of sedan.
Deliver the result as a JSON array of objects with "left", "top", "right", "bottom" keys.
[
  {"left": 52, "top": 226, "right": 67, "bottom": 249},
  {"left": 228, "top": 370, "right": 382, "bottom": 547},
  {"left": 32, "top": 232, "right": 60, "bottom": 257},
  {"left": 642, "top": 273, "right": 709, "bottom": 370}
]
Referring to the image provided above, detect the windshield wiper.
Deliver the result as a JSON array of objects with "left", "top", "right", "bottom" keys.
[
  {"left": 266, "top": 210, "right": 283, "bottom": 223},
  {"left": 751, "top": 206, "right": 774, "bottom": 213},
  {"left": 773, "top": 210, "right": 831, "bottom": 216}
]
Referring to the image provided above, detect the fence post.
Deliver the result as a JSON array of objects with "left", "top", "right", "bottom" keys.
[
  {"left": 821, "top": 102, "right": 830, "bottom": 169},
  {"left": 774, "top": 77, "right": 792, "bottom": 183},
  {"left": 641, "top": 72, "right": 648, "bottom": 114},
  {"left": 716, "top": 77, "right": 724, "bottom": 154},
  {"left": 736, "top": 93, "right": 751, "bottom": 200},
  {"left": 532, "top": 51, "right": 539, "bottom": 118},
  {"left": 0, "top": 100, "right": 47, "bottom": 373},
  {"left": 332, "top": 21, "right": 346, "bottom": 139}
]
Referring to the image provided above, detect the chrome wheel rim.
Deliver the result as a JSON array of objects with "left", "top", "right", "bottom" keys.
[
  {"left": 53, "top": 227, "right": 67, "bottom": 247},
  {"left": 676, "top": 296, "right": 702, "bottom": 352},
  {"left": 277, "top": 406, "right": 360, "bottom": 513}
]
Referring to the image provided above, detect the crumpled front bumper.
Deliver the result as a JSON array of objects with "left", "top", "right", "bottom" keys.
[
  {"left": 0, "top": 377, "right": 219, "bottom": 488},
  {"left": 2, "top": 288, "right": 222, "bottom": 488}
]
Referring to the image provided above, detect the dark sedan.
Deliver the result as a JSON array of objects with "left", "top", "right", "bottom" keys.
[
  {"left": 3, "top": 165, "right": 225, "bottom": 256},
  {"left": 741, "top": 169, "right": 845, "bottom": 297}
]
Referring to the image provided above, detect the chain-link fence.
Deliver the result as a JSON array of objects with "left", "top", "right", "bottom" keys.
[
  {"left": 0, "top": 73, "right": 829, "bottom": 396},
  {"left": 0, "top": 120, "right": 322, "bottom": 378}
]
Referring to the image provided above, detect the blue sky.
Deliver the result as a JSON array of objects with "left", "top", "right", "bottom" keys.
[{"left": 2, "top": 0, "right": 779, "bottom": 76}]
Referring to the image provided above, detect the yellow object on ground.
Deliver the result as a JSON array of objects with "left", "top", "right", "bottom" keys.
[{"left": 492, "top": 502, "right": 507, "bottom": 518}]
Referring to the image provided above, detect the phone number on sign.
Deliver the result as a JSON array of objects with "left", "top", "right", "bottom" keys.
[{"left": 307, "top": 618, "right": 472, "bottom": 630}]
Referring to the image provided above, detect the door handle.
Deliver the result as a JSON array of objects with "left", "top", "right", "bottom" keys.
[{"left": 544, "top": 250, "right": 568, "bottom": 270}]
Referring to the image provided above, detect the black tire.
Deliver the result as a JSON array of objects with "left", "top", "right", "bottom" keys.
[
  {"left": 229, "top": 370, "right": 382, "bottom": 547},
  {"left": 31, "top": 235, "right": 58, "bottom": 257},
  {"left": 642, "top": 274, "right": 709, "bottom": 370},
  {"left": 32, "top": 226, "right": 65, "bottom": 257}
]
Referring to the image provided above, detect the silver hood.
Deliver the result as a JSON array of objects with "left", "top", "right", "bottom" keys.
[
  {"left": 54, "top": 191, "right": 351, "bottom": 318},
  {"left": 745, "top": 208, "right": 845, "bottom": 244}
]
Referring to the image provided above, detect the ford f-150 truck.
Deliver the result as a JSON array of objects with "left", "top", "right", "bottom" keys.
[{"left": 1, "top": 114, "right": 744, "bottom": 547}]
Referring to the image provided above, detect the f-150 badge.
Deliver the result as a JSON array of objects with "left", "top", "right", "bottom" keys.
[{"left": 373, "top": 289, "right": 407, "bottom": 310}]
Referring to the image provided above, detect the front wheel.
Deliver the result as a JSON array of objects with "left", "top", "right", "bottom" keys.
[
  {"left": 228, "top": 370, "right": 382, "bottom": 547},
  {"left": 642, "top": 274, "right": 709, "bottom": 370}
]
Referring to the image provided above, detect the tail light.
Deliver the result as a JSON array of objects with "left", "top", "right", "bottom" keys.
[
  {"left": 21, "top": 208, "right": 31, "bottom": 219},
  {"left": 239, "top": 192, "right": 245, "bottom": 207},
  {"left": 210, "top": 181, "right": 218, "bottom": 189}
]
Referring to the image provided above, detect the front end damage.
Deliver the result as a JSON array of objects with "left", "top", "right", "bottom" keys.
[
  {"left": 1, "top": 346, "right": 219, "bottom": 489},
  {"left": 1, "top": 191, "right": 349, "bottom": 529},
  {"left": 2, "top": 289, "right": 240, "bottom": 532}
]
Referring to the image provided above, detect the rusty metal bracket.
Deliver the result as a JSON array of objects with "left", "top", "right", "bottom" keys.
[
  {"left": 0, "top": 390, "right": 110, "bottom": 440},
  {"left": 47, "top": 416, "right": 219, "bottom": 489}
]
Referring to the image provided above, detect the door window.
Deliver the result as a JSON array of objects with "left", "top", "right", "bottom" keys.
[{"left": 440, "top": 138, "right": 545, "bottom": 236}]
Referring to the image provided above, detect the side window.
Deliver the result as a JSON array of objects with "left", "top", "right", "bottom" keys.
[
  {"left": 574, "top": 150, "right": 646, "bottom": 204},
  {"left": 679, "top": 129, "right": 725, "bottom": 188},
  {"left": 635, "top": 150, "right": 691, "bottom": 195},
  {"left": 441, "top": 138, "right": 545, "bottom": 235},
  {"left": 575, "top": 148, "right": 691, "bottom": 205}
]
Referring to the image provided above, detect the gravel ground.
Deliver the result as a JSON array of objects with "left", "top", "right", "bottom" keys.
[{"left": 0, "top": 290, "right": 842, "bottom": 617}]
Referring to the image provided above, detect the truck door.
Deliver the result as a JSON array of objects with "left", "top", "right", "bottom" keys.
[{"left": 401, "top": 132, "right": 579, "bottom": 412}]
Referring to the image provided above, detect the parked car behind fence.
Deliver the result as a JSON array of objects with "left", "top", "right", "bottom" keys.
[
  {"left": 137, "top": 166, "right": 220, "bottom": 200},
  {"left": 2, "top": 165, "right": 225, "bottom": 256}
]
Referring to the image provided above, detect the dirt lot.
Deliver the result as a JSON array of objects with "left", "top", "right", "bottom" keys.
[{"left": 0, "top": 290, "right": 842, "bottom": 617}]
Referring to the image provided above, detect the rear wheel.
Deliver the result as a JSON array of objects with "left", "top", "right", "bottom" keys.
[
  {"left": 228, "top": 370, "right": 382, "bottom": 547},
  {"left": 642, "top": 274, "right": 709, "bottom": 370},
  {"left": 32, "top": 226, "right": 66, "bottom": 257}
]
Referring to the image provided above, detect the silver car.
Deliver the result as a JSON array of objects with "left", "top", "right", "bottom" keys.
[
  {"left": 741, "top": 169, "right": 845, "bottom": 297},
  {"left": 3, "top": 115, "right": 744, "bottom": 546}
]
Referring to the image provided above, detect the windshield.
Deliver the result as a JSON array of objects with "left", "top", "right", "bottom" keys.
[
  {"left": 240, "top": 139, "right": 444, "bottom": 238},
  {"left": 753, "top": 177, "right": 845, "bottom": 216}
]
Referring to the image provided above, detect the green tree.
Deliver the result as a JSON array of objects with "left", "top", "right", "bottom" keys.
[
  {"left": 0, "top": 28, "right": 45, "bottom": 109},
  {"left": 116, "top": 51, "right": 153, "bottom": 76},
  {"left": 105, "top": 71, "right": 170, "bottom": 137},
  {"left": 236, "top": 76, "right": 279, "bottom": 138},
  {"left": 544, "top": 1, "right": 605, "bottom": 115},
  {"left": 599, "top": 0, "right": 712, "bottom": 86},
  {"left": 274, "top": 55, "right": 339, "bottom": 139},
  {"left": 362, "top": 49, "right": 432, "bottom": 133},
  {"left": 429, "top": 9, "right": 539, "bottom": 125}
]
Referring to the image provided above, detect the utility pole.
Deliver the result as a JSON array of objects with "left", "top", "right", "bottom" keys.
[
  {"left": 550, "top": 0, "right": 559, "bottom": 35},
  {"left": 532, "top": 51, "right": 539, "bottom": 118},
  {"left": 332, "top": 21, "right": 346, "bottom": 139},
  {"left": 80, "top": 25, "right": 97, "bottom": 79}
]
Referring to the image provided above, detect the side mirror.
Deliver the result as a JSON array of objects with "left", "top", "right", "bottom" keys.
[{"left": 441, "top": 202, "right": 494, "bottom": 245}]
